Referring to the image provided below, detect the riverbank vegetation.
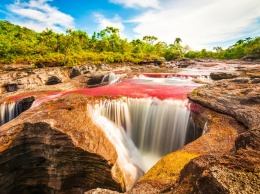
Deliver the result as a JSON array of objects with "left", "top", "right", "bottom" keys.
[{"left": 0, "top": 20, "right": 259, "bottom": 66}]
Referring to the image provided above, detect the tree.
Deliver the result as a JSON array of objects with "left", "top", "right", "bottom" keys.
[
  {"left": 174, "top": 37, "right": 182, "bottom": 45},
  {"left": 235, "top": 39, "right": 244, "bottom": 45},
  {"left": 154, "top": 41, "right": 167, "bottom": 55},
  {"left": 245, "top": 37, "right": 252, "bottom": 43},
  {"left": 213, "top": 46, "right": 223, "bottom": 53},
  {"left": 142, "top": 35, "right": 158, "bottom": 45},
  {"left": 104, "top": 26, "right": 121, "bottom": 52},
  {"left": 1, "top": 20, "right": 260, "bottom": 65}
]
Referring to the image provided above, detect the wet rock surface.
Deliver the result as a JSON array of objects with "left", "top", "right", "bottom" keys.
[
  {"left": 169, "top": 76, "right": 260, "bottom": 194},
  {"left": 17, "top": 96, "right": 35, "bottom": 112}
]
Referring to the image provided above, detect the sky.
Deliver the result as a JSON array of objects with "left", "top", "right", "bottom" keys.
[{"left": 0, "top": 0, "right": 260, "bottom": 50}]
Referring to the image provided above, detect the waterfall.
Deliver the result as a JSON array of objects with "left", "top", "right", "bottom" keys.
[
  {"left": 101, "top": 72, "right": 123, "bottom": 85},
  {"left": 88, "top": 104, "right": 144, "bottom": 191},
  {"left": 101, "top": 74, "right": 109, "bottom": 83},
  {"left": 0, "top": 102, "right": 22, "bottom": 126},
  {"left": 97, "top": 98, "right": 132, "bottom": 136},
  {"left": 95, "top": 97, "right": 192, "bottom": 156}
]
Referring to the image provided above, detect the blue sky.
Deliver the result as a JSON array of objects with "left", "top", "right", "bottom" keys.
[{"left": 0, "top": 0, "right": 260, "bottom": 50}]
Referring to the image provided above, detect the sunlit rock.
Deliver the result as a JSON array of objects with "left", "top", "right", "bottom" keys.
[
  {"left": 210, "top": 72, "right": 240, "bottom": 80},
  {"left": 0, "top": 94, "right": 143, "bottom": 193},
  {"left": 188, "top": 77, "right": 260, "bottom": 129}
]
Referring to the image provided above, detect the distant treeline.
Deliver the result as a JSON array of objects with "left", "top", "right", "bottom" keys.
[{"left": 0, "top": 20, "right": 259, "bottom": 66}]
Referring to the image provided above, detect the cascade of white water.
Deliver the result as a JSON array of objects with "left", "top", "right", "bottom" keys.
[
  {"left": 101, "top": 74, "right": 109, "bottom": 83},
  {"left": 98, "top": 98, "right": 132, "bottom": 136},
  {"left": 101, "top": 72, "right": 123, "bottom": 85},
  {"left": 129, "top": 98, "right": 190, "bottom": 155},
  {"left": 0, "top": 102, "right": 22, "bottom": 126},
  {"left": 96, "top": 97, "right": 192, "bottom": 156},
  {"left": 88, "top": 104, "right": 144, "bottom": 191}
]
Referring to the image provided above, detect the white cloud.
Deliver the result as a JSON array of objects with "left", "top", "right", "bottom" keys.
[
  {"left": 130, "top": 0, "right": 260, "bottom": 50},
  {"left": 94, "top": 13, "right": 125, "bottom": 32},
  {"left": 109, "top": 0, "right": 160, "bottom": 9},
  {"left": 6, "top": 0, "right": 74, "bottom": 33}
]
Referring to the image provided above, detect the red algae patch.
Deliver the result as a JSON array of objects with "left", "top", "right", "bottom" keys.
[
  {"left": 2, "top": 91, "right": 62, "bottom": 103},
  {"left": 31, "top": 79, "right": 198, "bottom": 107},
  {"left": 69, "top": 79, "right": 197, "bottom": 100}
]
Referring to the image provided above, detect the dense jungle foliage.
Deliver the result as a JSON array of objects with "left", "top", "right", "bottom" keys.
[{"left": 0, "top": 20, "right": 259, "bottom": 66}]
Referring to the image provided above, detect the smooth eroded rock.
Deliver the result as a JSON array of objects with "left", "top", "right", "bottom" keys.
[
  {"left": 129, "top": 104, "right": 246, "bottom": 193},
  {"left": 188, "top": 77, "right": 260, "bottom": 130},
  {"left": 0, "top": 94, "right": 136, "bottom": 194},
  {"left": 210, "top": 72, "right": 240, "bottom": 80}
]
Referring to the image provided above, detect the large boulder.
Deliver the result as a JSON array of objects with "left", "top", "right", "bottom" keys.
[
  {"left": 188, "top": 77, "right": 260, "bottom": 129},
  {"left": 70, "top": 65, "right": 97, "bottom": 79},
  {"left": 138, "top": 58, "right": 165, "bottom": 66},
  {"left": 45, "top": 75, "right": 62, "bottom": 85},
  {"left": 172, "top": 149, "right": 260, "bottom": 194},
  {"left": 210, "top": 72, "right": 240, "bottom": 80},
  {"left": 0, "top": 94, "right": 142, "bottom": 193}
]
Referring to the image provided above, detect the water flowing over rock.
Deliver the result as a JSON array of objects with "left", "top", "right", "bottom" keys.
[
  {"left": 0, "top": 94, "right": 143, "bottom": 193},
  {"left": 101, "top": 72, "right": 124, "bottom": 85},
  {"left": 18, "top": 96, "right": 35, "bottom": 112},
  {"left": 127, "top": 104, "right": 247, "bottom": 193},
  {"left": 127, "top": 75, "right": 260, "bottom": 193},
  {"left": 1, "top": 62, "right": 259, "bottom": 193},
  {"left": 92, "top": 97, "right": 197, "bottom": 172},
  {"left": 95, "top": 98, "right": 193, "bottom": 156},
  {"left": 88, "top": 104, "right": 144, "bottom": 191},
  {"left": 0, "top": 102, "right": 21, "bottom": 126}
]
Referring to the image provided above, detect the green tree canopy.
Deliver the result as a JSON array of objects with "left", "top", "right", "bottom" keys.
[{"left": 0, "top": 20, "right": 259, "bottom": 65}]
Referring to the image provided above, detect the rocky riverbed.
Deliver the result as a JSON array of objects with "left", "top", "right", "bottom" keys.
[{"left": 0, "top": 59, "right": 259, "bottom": 193}]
